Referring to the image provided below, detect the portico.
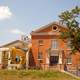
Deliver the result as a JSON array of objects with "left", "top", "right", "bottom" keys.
[
  {"left": 45, "top": 48, "right": 64, "bottom": 70},
  {"left": 0, "top": 47, "right": 30, "bottom": 69}
]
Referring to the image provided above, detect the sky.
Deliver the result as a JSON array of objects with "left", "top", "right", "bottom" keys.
[{"left": 0, "top": 0, "right": 80, "bottom": 45}]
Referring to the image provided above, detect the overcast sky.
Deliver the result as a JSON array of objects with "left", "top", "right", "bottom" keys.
[{"left": 0, "top": 0, "right": 80, "bottom": 45}]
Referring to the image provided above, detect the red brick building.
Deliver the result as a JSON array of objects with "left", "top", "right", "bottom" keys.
[{"left": 31, "top": 22, "right": 80, "bottom": 71}]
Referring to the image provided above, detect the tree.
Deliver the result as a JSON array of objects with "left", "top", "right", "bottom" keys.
[{"left": 59, "top": 6, "right": 80, "bottom": 53}]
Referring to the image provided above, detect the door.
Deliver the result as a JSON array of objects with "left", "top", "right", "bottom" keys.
[{"left": 50, "top": 56, "right": 59, "bottom": 66}]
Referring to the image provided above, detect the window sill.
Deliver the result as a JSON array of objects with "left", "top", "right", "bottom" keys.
[
  {"left": 37, "top": 59, "right": 43, "bottom": 61},
  {"left": 67, "top": 63, "right": 72, "bottom": 65},
  {"left": 39, "top": 44, "right": 44, "bottom": 46}
]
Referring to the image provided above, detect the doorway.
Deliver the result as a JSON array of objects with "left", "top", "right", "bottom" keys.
[{"left": 50, "top": 56, "right": 59, "bottom": 66}]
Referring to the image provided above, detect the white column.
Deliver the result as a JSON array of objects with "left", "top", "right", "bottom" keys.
[
  {"left": 8, "top": 51, "right": 11, "bottom": 69},
  {"left": 26, "top": 50, "right": 29, "bottom": 69},
  {"left": 46, "top": 52, "right": 50, "bottom": 64},
  {"left": 8, "top": 51, "right": 11, "bottom": 65},
  {"left": 0, "top": 51, "right": 2, "bottom": 64},
  {"left": 59, "top": 51, "right": 62, "bottom": 64},
  {"left": 45, "top": 53, "right": 50, "bottom": 70},
  {"left": 46, "top": 57, "right": 49, "bottom": 64}
]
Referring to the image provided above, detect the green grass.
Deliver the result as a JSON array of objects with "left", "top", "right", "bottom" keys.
[{"left": 0, "top": 70, "right": 79, "bottom": 80}]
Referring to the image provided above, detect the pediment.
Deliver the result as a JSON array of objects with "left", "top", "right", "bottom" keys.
[{"left": 31, "top": 22, "right": 67, "bottom": 35}]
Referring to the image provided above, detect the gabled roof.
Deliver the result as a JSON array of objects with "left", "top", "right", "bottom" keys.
[
  {"left": 31, "top": 21, "right": 67, "bottom": 35},
  {"left": 0, "top": 40, "right": 23, "bottom": 48}
]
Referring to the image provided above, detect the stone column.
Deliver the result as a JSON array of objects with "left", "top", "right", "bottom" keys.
[{"left": 0, "top": 51, "right": 2, "bottom": 69}]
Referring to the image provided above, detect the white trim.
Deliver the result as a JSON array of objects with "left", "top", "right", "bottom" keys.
[
  {"left": 37, "top": 59, "right": 43, "bottom": 61},
  {"left": 0, "top": 48, "right": 9, "bottom": 51},
  {"left": 31, "top": 21, "right": 67, "bottom": 34},
  {"left": 26, "top": 50, "right": 29, "bottom": 69},
  {"left": 46, "top": 57, "right": 49, "bottom": 64},
  {"left": 58, "top": 52, "right": 62, "bottom": 64},
  {"left": 67, "top": 63, "right": 72, "bottom": 65}
]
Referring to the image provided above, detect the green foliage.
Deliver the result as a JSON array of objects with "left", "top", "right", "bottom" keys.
[{"left": 59, "top": 6, "right": 80, "bottom": 53}]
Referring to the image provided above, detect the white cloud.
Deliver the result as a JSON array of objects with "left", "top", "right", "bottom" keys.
[
  {"left": 0, "top": 6, "right": 12, "bottom": 20},
  {"left": 10, "top": 29, "right": 25, "bottom": 35}
]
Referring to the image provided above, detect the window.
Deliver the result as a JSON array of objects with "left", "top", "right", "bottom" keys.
[
  {"left": 50, "top": 56, "right": 59, "bottom": 65},
  {"left": 3, "top": 51, "right": 8, "bottom": 58},
  {"left": 3, "top": 51, "right": 6, "bottom": 57},
  {"left": 15, "top": 55, "right": 20, "bottom": 62},
  {"left": 38, "top": 52, "right": 43, "bottom": 60},
  {"left": 67, "top": 40, "right": 71, "bottom": 48},
  {"left": 52, "top": 40, "right": 58, "bottom": 49},
  {"left": 52, "top": 26, "right": 58, "bottom": 31},
  {"left": 38, "top": 40, "right": 43, "bottom": 46},
  {"left": 67, "top": 54, "right": 72, "bottom": 64}
]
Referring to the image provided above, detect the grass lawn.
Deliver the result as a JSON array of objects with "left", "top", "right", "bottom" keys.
[{"left": 0, "top": 70, "right": 79, "bottom": 80}]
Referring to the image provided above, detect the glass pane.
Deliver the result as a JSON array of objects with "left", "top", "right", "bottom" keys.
[
  {"left": 38, "top": 52, "right": 43, "bottom": 59},
  {"left": 52, "top": 40, "right": 58, "bottom": 49},
  {"left": 38, "top": 40, "right": 43, "bottom": 45}
]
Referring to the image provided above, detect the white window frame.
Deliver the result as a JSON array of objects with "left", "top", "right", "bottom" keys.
[
  {"left": 51, "top": 39, "right": 58, "bottom": 49},
  {"left": 37, "top": 52, "right": 43, "bottom": 60},
  {"left": 38, "top": 40, "right": 44, "bottom": 46},
  {"left": 67, "top": 39, "right": 71, "bottom": 49},
  {"left": 66, "top": 52, "right": 72, "bottom": 64}
]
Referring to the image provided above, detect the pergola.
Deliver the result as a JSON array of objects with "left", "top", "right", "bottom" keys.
[{"left": 0, "top": 47, "right": 29, "bottom": 69}]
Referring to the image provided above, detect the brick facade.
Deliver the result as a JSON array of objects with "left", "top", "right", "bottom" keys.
[{"left": 31, "top": 22, "right": 80, "bottom": 71}]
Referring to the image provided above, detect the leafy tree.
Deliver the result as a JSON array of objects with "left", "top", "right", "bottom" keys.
[{"left": 59, "top": 6, "right": 80, "bottom": 53}]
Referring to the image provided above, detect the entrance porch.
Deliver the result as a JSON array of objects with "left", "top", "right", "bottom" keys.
[{"left": 46, "top": 49, "right": 64, "bottom": 71}]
